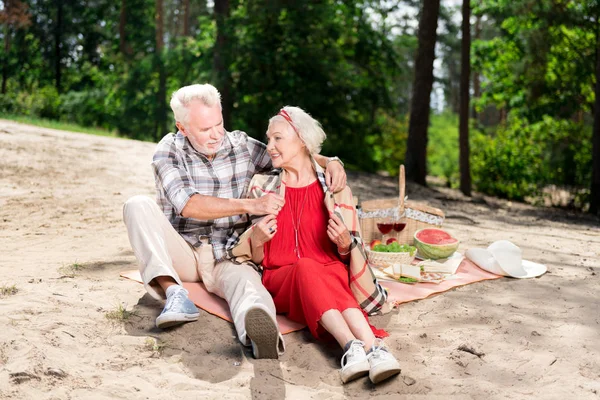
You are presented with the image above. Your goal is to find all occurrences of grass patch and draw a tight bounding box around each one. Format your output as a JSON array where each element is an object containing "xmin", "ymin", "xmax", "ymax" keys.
[
  {"xmin": 144, "ymin": 337, "xmax": 166, "ymax": 356},
  {"xmin": 0, "ymin": 114, "xmax": 118, "ymax": 138},
  {"xmin": 58, "ymin": 262, "xmax": 87, "ymax": 278},
  {"xmin": 105, "ymin": 303, "xmax": 137, "ymax": 323},
  {"xmin": 0, "ymin": 284, "xmax": 18, "ymax": 297}
]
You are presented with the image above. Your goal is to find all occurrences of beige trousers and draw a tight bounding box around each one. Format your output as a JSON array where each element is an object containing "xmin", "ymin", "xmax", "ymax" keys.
[{"xmin": 122, "ymin": 195, "xmax": 280, "ymax": 346}]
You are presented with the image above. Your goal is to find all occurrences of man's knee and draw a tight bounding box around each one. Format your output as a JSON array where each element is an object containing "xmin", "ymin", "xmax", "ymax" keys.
[{"xmin": 123, "ymin": 195, "xmax": 157, "ymax": 223}]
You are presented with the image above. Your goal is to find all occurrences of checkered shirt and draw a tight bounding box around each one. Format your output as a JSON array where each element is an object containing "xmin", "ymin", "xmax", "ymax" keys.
[{"xmin": 152, "ymin": 130, "xmax": 272, "ymax": 260}]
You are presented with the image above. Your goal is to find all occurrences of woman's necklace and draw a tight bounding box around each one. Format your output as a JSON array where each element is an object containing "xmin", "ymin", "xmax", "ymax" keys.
[{"xmin": 289, "ymin": 186, "xmax": 310, "ymax": 260}]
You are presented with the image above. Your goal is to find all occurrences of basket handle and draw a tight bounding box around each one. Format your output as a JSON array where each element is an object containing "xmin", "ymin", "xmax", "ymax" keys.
[{"xmin": 399, "ymin": 164, "xmax": 405, "ymax": 214}]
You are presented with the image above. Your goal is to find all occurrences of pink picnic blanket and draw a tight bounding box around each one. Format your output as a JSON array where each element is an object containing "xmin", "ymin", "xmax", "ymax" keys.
[
  {"xmin": 120, "ymin": 259, "xmax": 501, "ymax": 334},
  {"xmin": 381, "ymin": 258, "xmax": 502, "ymax": 306}
]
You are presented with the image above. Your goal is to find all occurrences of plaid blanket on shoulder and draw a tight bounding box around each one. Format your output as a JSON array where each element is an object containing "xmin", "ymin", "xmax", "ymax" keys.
[{"xmin": 227, "ymin": 159, "xmax": 389, "ymax": 315}]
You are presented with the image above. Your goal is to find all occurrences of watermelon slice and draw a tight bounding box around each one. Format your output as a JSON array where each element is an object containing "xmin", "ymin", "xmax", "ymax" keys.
[{"xmin": 414, "ymin": 228, "xmax": 459, "ymax": 260}]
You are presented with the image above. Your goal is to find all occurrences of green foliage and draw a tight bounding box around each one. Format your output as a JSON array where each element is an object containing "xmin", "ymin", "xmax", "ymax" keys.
[
  {"xmin": 472, "ymin": 115, "xmax": 592, "ymax": 201},
  {"xmin": 0, "ymin": 0, "xmax": 595, "ymax": 209},
  {"xmin": 228, "ymin": 1, "xmax": 403, "ymax": 170},
  {"xmin": 0, "ymin": 94, "xmax": 17, "ymax": 114},
  {"xmin": 367, "ymin": 111, "xmax": 409, "ymax": 175},
  {"xmin": 59, "ymin": 89, "xmax": 110, "ymax": 128},
  {"xmin": 428, "ymin": 113, "xmax": 459, "ymax": 187},
  {"xmin": 468, "ymin": 0, "xmax": 596, "ymax": 206},
  {"xmin": 20, "ymin": 86, "xmax": 61, "ymax": 119}
]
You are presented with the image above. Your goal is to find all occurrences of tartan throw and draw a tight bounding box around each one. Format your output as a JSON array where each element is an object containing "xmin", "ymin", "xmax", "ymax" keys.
[{"xmin": 227, "ymin": 159, "xmax": 389, "ymax": 315}]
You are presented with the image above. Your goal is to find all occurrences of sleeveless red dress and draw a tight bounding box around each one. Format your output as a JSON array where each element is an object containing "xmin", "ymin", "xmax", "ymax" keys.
[{"xmin": 261, "ymin": 180, "xmax": 386, "ymax": 340}]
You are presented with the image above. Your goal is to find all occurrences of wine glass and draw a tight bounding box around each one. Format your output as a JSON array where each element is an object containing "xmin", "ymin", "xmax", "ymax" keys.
[
  {"xmin": 392, "ymin": 216, "xmax": 407, "ymax": 241},
  {"xmin": 376, "ymin": 217, "xmax": 394, "ymax": 244}
]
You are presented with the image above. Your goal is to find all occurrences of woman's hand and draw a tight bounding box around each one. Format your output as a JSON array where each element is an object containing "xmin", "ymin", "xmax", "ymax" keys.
[
  {"xmin": 327, "ymin": 213, "xmax": 352, "ymax": 253},
  {"xmin": 251, "ymin": 214, "xmax": 278, "ymax": 247}
]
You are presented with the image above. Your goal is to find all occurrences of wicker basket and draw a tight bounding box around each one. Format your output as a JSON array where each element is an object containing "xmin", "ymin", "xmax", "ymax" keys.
[
  {"xmin": 359, "ymin": 165, "xmax": 445, "ymax": 245},
  {"xmin": 365, "ymin": 249, "xmax": 415, "ymax": 268}
]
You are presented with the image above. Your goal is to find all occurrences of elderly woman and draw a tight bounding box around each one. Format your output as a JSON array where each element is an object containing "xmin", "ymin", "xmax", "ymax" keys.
[{"xmin": 232, "ymin": 106, "xmax": 401, "ymax": 384}]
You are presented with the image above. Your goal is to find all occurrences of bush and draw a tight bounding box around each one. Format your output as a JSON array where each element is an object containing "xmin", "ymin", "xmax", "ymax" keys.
[
  {"xmin": 0, "ymin": 94, "xmax": 16, "ymax": 113},
  {"xmin": 366, "ymin": 111, "xmax": 409, "ymax": 175},
  {"xmin": 59, "ymin": 89, "xmax": 111, "ymax": 128},
  {"xmin": 13, "ymin": 86, "xmax": 61, "ymax": 119},
  {"xmin": 428, "ymin": 112, "xmax": 459, "ymax": 187},
  {"xmin": 471, "ymin": 114, "xmax": 592, "ymax": 201}
]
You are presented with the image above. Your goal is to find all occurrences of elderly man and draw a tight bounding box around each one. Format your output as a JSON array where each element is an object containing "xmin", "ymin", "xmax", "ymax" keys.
[{"xmin": 123, "ymin": 83, "xmax": 346, "ymax": 359}]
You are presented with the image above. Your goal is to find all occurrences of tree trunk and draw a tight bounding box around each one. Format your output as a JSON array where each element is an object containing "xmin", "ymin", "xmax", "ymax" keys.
[
  {"xmin": 472, "ymin": 13, "xmax": 481, "ymax": 121},
  {"xmin": 405, "ymin": 0, "xmax": 440, "ymax": 185},
  {"xmin": 590, "ymin": 17, "xmax": 600, "ymax": 215},
  {"xmin": 213, "ymin": 0, "xmax": 233, "ymax": 131},
  {"xmin": 155, "ymin": 0, "xmax": 167, "ymax": 140},
  {"xmin": 55, "ymin": 0, "xmax": 63, "ymax": 93},
  {"xmin": 459, "ymin": 0, "xmax": 471, "ymax": 196},
  {"xmin": 1, "ymin": 0, "xmax": 30, "ymax": 93},
  {"xmin": 2, "ymin": 25, "xmax": 9, "ymax": 94},
  {"xmin": 183, "ymin": 0, "xmax": 190, "ymax": 36},
  {"xmin": 119, "ymin": 0, "xmax": 127, "ymax": 55}
]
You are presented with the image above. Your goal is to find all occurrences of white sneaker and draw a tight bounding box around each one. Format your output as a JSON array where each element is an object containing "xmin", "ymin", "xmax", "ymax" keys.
[
  {"xmin": 155, "ymin": 287, "xmax": 200, "ymax": 329},
  {"xmin": 340, "ymin": 340, "xmax": 370, "ymax": 383},
  {"xmin": 367, "ymin": 338, "xmax": 401, "ymax": 384}
]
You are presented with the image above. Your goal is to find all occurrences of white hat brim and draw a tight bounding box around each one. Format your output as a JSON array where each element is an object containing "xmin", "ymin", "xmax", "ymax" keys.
[
  {"xmin": 465, "ymin": 242, "xmax": 547, "ymax": 279},
  {"xmin": 511, "ymin": 259, "xmax": 547, "ymax": 279}
]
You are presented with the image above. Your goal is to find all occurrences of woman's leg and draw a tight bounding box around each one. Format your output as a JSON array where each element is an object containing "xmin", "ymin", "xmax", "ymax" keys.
[
  {"xmin": 320, "ymin": 308, "xmax": 372, "ymax": 383},
  {"xmin": 342, "ymin": 308, "xmax": 376, "ymax": 350},
  {"xmin": 319, "ymin": 309, "xmax": 357, "ymax": 348}
]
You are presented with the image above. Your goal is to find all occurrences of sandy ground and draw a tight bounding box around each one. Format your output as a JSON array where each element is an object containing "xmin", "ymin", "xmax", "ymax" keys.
[{"xmin": 0, "ymin": 119, "xmax": 599, "ymax": 400}]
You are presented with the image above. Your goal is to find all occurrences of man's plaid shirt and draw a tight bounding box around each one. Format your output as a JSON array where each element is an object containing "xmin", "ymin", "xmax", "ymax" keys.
[{"xmin": 152, "ymin": 130, "xmax": 272, "ymax": 260}]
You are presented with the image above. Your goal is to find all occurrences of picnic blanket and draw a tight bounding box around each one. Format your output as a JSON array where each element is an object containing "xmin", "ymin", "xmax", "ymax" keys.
[{"xmin": 120, "ymin": 258, "xmax": 501, "ymax": 334}]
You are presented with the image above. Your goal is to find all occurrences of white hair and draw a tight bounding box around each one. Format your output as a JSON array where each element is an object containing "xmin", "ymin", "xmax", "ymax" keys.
[
  {"xmin": 269, "ymin": 106, "xmax": 326, "ymax": 154},
  {"xmin": 170, "ymin": 84, "xmax": 222, "ymax": 126}
]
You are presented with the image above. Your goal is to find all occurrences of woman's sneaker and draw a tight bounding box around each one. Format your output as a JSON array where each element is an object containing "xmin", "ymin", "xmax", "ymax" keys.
[
  {"xmin": 367, "ymin": 339, "xmax": 401, "ymax": 384},
  {"xmin": 156, "ymin": 286, "xmax": 200, "ymax": 329},
  {"xmin": 340, "ymin": 340, "xmax": 370, "ymax": 383}
]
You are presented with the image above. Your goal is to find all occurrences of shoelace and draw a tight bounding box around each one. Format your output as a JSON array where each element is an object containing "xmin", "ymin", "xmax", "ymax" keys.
[
  {"xmin": 367, "ymin": 338, "xmax": 389, "ymax": 360},
  {"xmin": 166, "ymin": 289, "xmax": 187, "ymax": 311},
  {"xmin": 341, "ymin": 340, "xmax": 365, "ymax": 368}
]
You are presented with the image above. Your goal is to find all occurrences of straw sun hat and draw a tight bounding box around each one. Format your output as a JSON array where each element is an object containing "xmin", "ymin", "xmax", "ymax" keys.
[{"xmin": 465, "ymin": 240, "xmax": 547, "ymax": 279}]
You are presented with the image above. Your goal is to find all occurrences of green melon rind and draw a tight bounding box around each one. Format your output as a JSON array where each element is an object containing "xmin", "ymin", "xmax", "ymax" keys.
[{"xmin": 414, "ymin": 228, "xmax": 459, "ymax": 260}]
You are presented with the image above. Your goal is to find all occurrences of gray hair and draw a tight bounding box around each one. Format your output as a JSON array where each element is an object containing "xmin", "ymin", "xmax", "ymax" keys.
[
  {"xmin": 269, "ymin": 106, "xmax": 326, "ymax": 154},
  {"xmin": 170, "ymin": 84, "xmax": 222, "ymax": 126}
]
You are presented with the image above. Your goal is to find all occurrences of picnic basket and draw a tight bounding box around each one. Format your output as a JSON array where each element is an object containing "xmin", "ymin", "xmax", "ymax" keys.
[{"xmin": 358, "ymin": 165, "xmax": 445, "ymax": 246}]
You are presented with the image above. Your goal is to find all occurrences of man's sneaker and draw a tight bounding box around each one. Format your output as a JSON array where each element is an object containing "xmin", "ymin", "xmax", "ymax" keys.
[
  {"xmin": 244, "ymin": 306, "xmax": 280, "ymax": 359},
  {"xmin": 367, "ymin": 338, "xmax": 401, "ymax": 384},
  {"xmin": 340, "ymin": 340, "xmax": 370, "ymax": 383},
  {"xmin": 155, "ymin": 287, "xmax": 200, "ymax": 329}
]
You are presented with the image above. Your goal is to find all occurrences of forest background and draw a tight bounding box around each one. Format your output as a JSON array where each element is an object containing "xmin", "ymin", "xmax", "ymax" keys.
[{"xmin": 0, "ymin": 0, "xmax": 598, "ymax": 214}]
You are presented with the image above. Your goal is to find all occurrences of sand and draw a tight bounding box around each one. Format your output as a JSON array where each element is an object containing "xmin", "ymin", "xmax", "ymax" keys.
[{"xmin": 0, "ymin": 119, "xmax": 599, "ymax": 399}]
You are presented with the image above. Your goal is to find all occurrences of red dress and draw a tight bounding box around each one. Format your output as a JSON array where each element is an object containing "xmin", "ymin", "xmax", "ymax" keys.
[{"xmin": 262, "ymin": 180, "xmax": 382, "ymax": 340}]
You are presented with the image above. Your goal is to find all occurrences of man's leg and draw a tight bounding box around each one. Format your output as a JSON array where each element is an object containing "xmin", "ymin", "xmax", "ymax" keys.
[
  {"xmin": 123, "ymin": 195, "xmax": 201, "ymax": 327},
  {"xmin": 211, "ymin": 260, "xmax": 285, "ymax": 359}
]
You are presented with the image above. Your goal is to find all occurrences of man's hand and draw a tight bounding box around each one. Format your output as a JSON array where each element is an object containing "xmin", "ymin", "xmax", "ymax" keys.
[
  {"xmin": 325, "ymin": 160, "xmax": 346, "ymax": 193},
  {"xmin": 327, "ymin": 213, "xmax": 352, "ymax": 253},
  {"xmin": 251, "ymin": 215, "xmax": 278, "ymax": 247},
  {"xmin": 249, "ymin": 194, "xmax": 285, "ymax": 216}
]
